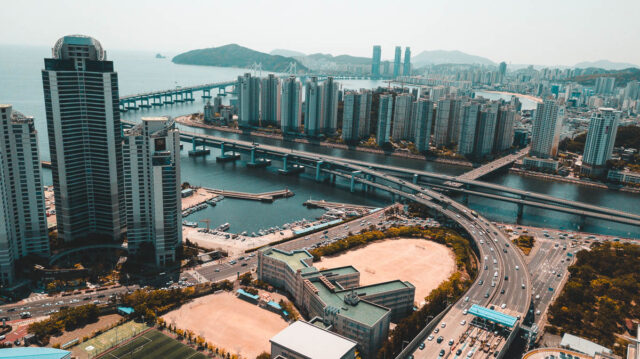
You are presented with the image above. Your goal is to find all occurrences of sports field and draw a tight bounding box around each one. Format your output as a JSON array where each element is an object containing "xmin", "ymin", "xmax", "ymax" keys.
[
  {"xmin": 99, "ymin": 329, "xmax": 206, "ymax": 359},
  {"xmin": 75, "ymin": 321, "xmax": 148, "ymax": 359}
]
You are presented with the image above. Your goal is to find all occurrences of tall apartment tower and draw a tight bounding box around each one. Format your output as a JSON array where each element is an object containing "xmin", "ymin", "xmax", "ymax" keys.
[
  {"xmin": 493, "ymin": 106, "xmax": 516, "ymax": 153},
  {"xmin": 260, "ymin": 74, "xmax": 281, "ymax": 127},
  {"xmin": 42, "ymin": 35, "xmax": 125, "ymax": 243},
  {"xmin": 304, "ymin": 77, "xmax": 322, "ymax": 136},
  {"xmin": 0, "ymin": 105, "xmax": 50, "ymax": 285},
  {"xmin": 238, "ymin": 73, "xmax": 261, "ymax": 127},
  {"xmin": 446, "ymin": 99, "xmax": 462, "ymax": 145},
  {"xmin": 529, "ymin": 99, "xmax": 562, "ymax": 159},
  {"xmin": 376, "ymin": 95, "xmax": 394, "ymax": 145},
  {"xmin": 413, "ymin": 99, "xmax": 435, "ymax": 153},
  {"xmin": 582, "ymin": 108, "xmax": 620, "ymax": 175},
  {"xmin": 474, "ymin": 103, "xmax": 499, "ymax": 158},
  {"xmin": 594, "ymin": 77, "xmax": 616, "ymax": 95},
  {"xmin": 391, "ymin": 93, "xmax": 413, "ymax": 141},
  {"xmin": 123, "ymin": 117, "xmax": 181, "ymax": 266},
  {"xmin": 342, "ymin": 91, "xmax": 362, "ymax": 142},
  {"xmin": 433, "ymin": 98, "xmax": 461, "ymax": 148},
  {"xmin": 321, "ymin": 77, "xmax": 340, "ymax": 134},
  {"xmin": 281, "ymin": 76, "xmax": 302, "ymax": 133},
  {"xmin": 393, "ymin": 46, "xmax": 402, "ymax": 78},
  {"xmin": 357, "ymin": 89, "xmax": 373, "ymax": 138},
  {"xmin": 371, "ymin": 45, "xmax": 382, "ymax": 78},
  {"xmin": 457, "ymin": 102, "xmax": 480, "ymax": 156},
  {"xmin": 498, "ymin": 62, "xmax": 507, "ymax": 83},
  {"xmin": 403, "ymin": 47, "xmax": 411, "ymax": 76}
]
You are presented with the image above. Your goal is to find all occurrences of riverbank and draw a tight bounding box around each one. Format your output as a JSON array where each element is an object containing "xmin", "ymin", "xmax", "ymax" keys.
[
  {"xmin": 175, "ymin": 115, "xmax": 474, "ymax": 168},
  {"xmin": 509, "ymin": 168, "xmax": 640, "ymax": 194},
  {"xmin": 477, "ymin": 90, "xmax": 543, "ymax": 104}
]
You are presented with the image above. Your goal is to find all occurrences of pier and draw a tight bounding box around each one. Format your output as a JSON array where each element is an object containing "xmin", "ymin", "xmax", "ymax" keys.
[{"xmin": 203, "ymin": 188, "xmax": 294, "ymax": 203}]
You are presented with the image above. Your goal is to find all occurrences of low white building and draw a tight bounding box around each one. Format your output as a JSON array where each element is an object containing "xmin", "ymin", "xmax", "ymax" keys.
[{"xmin": 270, "ymin": 320, "xmax": 357, "ymax": 359}]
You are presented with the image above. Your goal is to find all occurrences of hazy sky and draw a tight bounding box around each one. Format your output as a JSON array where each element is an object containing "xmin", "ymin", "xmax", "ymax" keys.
[{"xmin": 2, "ymin": 0, "xmax": 639, "ymax": 66}]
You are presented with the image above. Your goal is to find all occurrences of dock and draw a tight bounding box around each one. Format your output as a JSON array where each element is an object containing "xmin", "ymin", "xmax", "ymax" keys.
[
  {"xmin": 303, "ymin": 200, "xmax": 376, "ymax": 211},
  {"xmin": 203, "ymin": 188, "xmax": 294, "ymax": 203}
]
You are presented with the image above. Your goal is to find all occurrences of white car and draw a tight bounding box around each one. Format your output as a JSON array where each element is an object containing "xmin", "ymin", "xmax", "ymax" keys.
[
  {"xmin": 427, "ymin": 335, "xmax": 434, "ymax": 341},
  {"xmin": 440, "ymin": 322, "xmax": 446, "ymax": 328},
  {"xmin": 460, "ymin": 320, "xmax": 466, "ymax": 325}
]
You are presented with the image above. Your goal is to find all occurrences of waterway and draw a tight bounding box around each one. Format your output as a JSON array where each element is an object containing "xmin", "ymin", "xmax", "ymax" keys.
[{"xmin": 1, "ymin": 45, "xmax": 638, "ymax": 238}]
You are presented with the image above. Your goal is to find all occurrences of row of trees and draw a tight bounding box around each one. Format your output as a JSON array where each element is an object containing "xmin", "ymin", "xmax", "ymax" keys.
[
  {"xmin": 28, "ymin": 304, "xmax": 100, "ymax": 342},
  {"xmin": 547, "ymin": 242, "xmax": 640, "ymax": 355},
  {"xmin": 157, "ymin": 318, "xmax": 244, "ymax": 359},
  {"xmin": 513, "ymin": 235, "xmax": 535, "ymax": 255}
]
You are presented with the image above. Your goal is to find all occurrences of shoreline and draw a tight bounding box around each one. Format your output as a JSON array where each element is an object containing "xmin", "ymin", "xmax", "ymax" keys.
[
  {"xmin": 477, "ymin": 90, "xmax": 543, "ymax": 103},
  {"xmin": 509, "ymin": 168, "xmax": 640, "ymax": 194},
  {"xmin": 174, "ymin": 115, "xmax": 474, "ymax": 168}
]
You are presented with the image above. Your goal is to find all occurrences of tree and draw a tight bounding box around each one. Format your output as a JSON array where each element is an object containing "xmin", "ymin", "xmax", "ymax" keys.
[{"xmin": 256, "ymin": 352, "xmax": 271, "ymax": 359}]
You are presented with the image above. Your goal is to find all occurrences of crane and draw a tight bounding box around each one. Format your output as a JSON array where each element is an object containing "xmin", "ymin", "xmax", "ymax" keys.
[{"xmin": 199, "ymin": 219, "xmax": 211, "ymax": 232}]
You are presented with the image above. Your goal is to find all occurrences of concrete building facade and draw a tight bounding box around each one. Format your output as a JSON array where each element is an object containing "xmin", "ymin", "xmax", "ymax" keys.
[
  {"xmin": 376, "ymin": 94, "xmax": 393, "ymax": 145},
  {"xmin": 260, "ymin": 74, "xmax": 282, "ymax": 127},
  {"xmin": 528, "ymin": 99, "xmax": 563, "ymax": 165},
  {"xmin": 413, "ymin": 98, "xmax": 435, "ymax": 153},
  {"xmin": 391, "ymin": 93, "xmax": 413, "ymax": 141},
  {"xmin": 238, "ymin": 73, "xmax": 261, "ymax": 127},
  {"xmin": 457, "ymin": 102, "xmax": 480, "ymax": 156},
  {"xmin": 282, "ymin": 76, "xmax": 302, "ymax": 133}
]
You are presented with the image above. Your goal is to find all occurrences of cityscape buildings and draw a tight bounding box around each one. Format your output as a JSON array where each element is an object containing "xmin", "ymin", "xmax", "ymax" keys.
[
  {"xmin": 0, "ymin": 105, "xmax": 50, "ymax": 285},
  {"xmin": 281, "ymin": 75, "xmax": 302, "ymax": 133},
  {"xmin": 260, "ymin": 74, "xmax": 281, "ymax": 127},
  {"xmin": 412, "ymin": 98, "xmax": 435, "ymax": 153},
  {"xmin": 341, "ymin": 90, "xmax": 371, "ymax": 142},
  {"xmin": 376, "ymin": 94, "xmax": 393, "ymax": 145},
  {"xmin": 594, "ymin": 77, "xmax": 615, "ymax": 95},
  {"xmin": 391, "ymin": 93, "xmax": 413, "ymax": 141},
  {"xmin": 42, "ymin": 35, "xmax": 126, "ymax": 243},
  {"xmin": 237, "ymin": 72, "xmax": 261, "ymax": 127},
  {"xmin": 581, "ymin": 108, "xmax": 621, "ymax": 176},
  {"xmin": 123, "ymin": 117, "xmax": 181, "ymax": 266},
  {"xmin": 403, "ymin": 47, "xmax": 411, "ymax": 76},
  {"xmin": 371, "ymin": 45, "xmax": 381, "ymax": 78},
  {"xmin": 393, "ymin": 46, "xmax": 401, "ymax": 78}
]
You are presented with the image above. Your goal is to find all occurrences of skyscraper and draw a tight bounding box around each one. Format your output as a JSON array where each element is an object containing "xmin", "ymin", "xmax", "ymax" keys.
[
  {"xmin": 304, "ymin": 77, "xmax": 322, "ymax": 136},
  {"xmin": 321, "ymin": 77, "xmax": 339, "ymax": 134},
  {"xmin": 493, "ymin": 106, "xmax": 516, "ymax": 153},
  {"xmin": 42, "ymin": 35, "xmax": 125, "ymax": 243},
  {"xmin": 342, "ymin": 91, "xmax": 362, "ymax": 142},
  {"xmin": 357, "ymin": 90, "xmax": 372, "ymax": 138},
  {"xmin": 413, "ymin": 99, "xmax": 435, "ymax": 153},
  {"xmin": 457, "ymin": 102, "xmax": 480, "ymax": 156},
  {"xmin": 371, "ymin": 45, "xmax": 381, "ymax": 78},
  {"xmin": 434, "ymin": 98, "xmax": 457, "ymax": 148},
  {"xmin": 474, "ymin": 103, "xmax": 498, "ymax": 158},
  {"xmin": 582, "ymin": 108, "xmax": 620, "ymax": 176},
  {"xmin": 446, "ymin": 99, "xmax": 462, "ymax": 145},
  {"xmin": 498, "ymin": 62, "xmax": 507, "ymax": 83},
  {"xmin": 393, "ymin": 46, "xmax": 402, "ymax": 78},
  {"xmin": 529, "ymin": 99, "xmax": 562, "ymax": 159},
  {"xmin": 0, "ymin": 105, "xmax": 50, "ymax": 285},
  {"xmin": 392, "ymin": 93, "xmax": 413, "ymax": 141},
  {"xmin": 376, "ymin": 95, "xmax": 393, "ymax": 145},
  {"xmin": 594, "ymin": 77, "xmax": 616, "ymax": 95},
  {"xmin": 403, "ymin": 47, "xmax": 411, "ymax": 76},
  {"xmin": 260, "ymin": 74, "xmax": 281, "ymax": 127},
  {"xmin": 281, "ymin": 76, "xmax": 302, "ymax": 133},
  {"xmin": 123, "ymin": 117, "xmax": 181, "ymax": 266},
  {"xmin": 238, "ymin": 73, "xmax": 261, "ymax": 127}
]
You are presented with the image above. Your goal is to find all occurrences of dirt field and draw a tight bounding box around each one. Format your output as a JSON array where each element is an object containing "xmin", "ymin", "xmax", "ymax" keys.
[
  {"xmin": 50, "ymin": 314, "xmax": 122, "ymax": 347},
  {"xmin": 317, "ymin": 238, "xmax": 455, "ymax": 305},
  {"xmin": 162, "ymin": 292, "xmax": 288, "ymax": 358}
]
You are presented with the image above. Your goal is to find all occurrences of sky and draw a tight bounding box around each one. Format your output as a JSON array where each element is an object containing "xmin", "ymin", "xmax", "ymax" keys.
[{"xmin": 1, "ymin": 0, "xmax": 639, "ymax": 67}]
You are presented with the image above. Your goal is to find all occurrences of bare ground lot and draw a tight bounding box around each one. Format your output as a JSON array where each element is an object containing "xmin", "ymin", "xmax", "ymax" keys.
[
  {"xmin": 50, "ymin": 314, "xmax": 123, "ymax": 347},
  {"xmin": 162, "ymin": 292, "xmax": 288, "ymax": 358},
  {"xmin": 317, "ymin": 238, "xmax": 456, "ymax": 305}
]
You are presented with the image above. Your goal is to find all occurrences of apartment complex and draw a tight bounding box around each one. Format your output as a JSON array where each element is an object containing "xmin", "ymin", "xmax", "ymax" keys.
[{"xmin": 581, "ymin": 108, "xmax": 620, "ymax": 176}]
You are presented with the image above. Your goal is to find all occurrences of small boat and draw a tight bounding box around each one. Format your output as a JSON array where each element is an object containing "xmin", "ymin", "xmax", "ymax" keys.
[{"xmin": 217, "ymin": 222, "xmax": 230, "ymax": 232}]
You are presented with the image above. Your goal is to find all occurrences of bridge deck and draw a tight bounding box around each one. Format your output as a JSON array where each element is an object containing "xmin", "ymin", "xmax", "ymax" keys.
[{"xmin": 448, "ymin": 147, "xmax": 529, "ymax": 187}]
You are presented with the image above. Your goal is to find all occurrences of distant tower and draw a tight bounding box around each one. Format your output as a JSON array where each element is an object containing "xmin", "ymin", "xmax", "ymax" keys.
[
  {"xmin": 304, "ymin": 77, "xmax": 322, "ymax": 136},
  {"xmin": 393, "ymin": 46, "xmax": 402, "ymax": 78},
  {"xmin": 498, "ymin": 62, "xmax": 507, "ymax": 83},
  {"xmin": 403, "ymin": 47, "xmax": 411, "ymax": 76},
  {"xmin": 529, "ymin": 99, "xmax": 562, "ymax": 159},
  {"xmin": 260, "ymin": 74, "xmax": 281, "ymax": 127},
  {"xmin": 41, "ymin": 35, "xmax": 125, "ymax": 242},
  {"xmin": 371, "ymin": 45, "xmax": 381, "ymax": 78}
]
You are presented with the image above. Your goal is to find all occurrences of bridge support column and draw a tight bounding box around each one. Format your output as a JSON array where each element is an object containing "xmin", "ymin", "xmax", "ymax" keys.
[
  {"xmin": 517, "ymin": 203, "xmax": 524, "ymax": 219},
  {"xmin": 164, "ymin": 94, "xmax": 173, "ymax": 104},
  {"xmin": 350, "ymin": 175, "xmax": 356, "ymax": 193},
  {"xmin": 278, "ymin": 154, "xmax": 305, "ymax": 175},
  {"xmin": 413, "ymin": 174, "xmax": 419, "ymax": 184},
  {"xmin": 202, "ymin": 89, "xmax": 212, "ymax": 99},
  {"xmin": 186, "ymin": 90, "xmax": 195, "ymax": 102},
  {"xmin": 315, "ymin": 161, "xmax": 323, "ymax": 181},
  {"xmin": 189, "ymin": 137, "xmax": 211, "ymax": 157}
]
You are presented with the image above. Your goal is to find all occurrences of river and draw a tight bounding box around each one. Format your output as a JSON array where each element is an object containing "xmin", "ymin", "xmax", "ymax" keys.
[{"xmin": 0, "ymin": 44, "xmax": 637, "ymax": 238}]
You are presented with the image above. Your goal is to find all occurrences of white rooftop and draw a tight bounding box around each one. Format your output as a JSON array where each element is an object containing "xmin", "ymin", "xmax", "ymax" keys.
[
  {"xmin": 270, "ymin": 321, "xmax": 357, "ymax": 359},
  {"xmin": 560, "ymin": 333, "xmax": 612, "ymax": 356}
]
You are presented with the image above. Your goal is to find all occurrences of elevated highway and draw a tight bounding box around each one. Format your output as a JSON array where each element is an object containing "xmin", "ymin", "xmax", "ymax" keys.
[{"xmin": 448, "ymin": 147, "xmax": 530, "ymax": 185}]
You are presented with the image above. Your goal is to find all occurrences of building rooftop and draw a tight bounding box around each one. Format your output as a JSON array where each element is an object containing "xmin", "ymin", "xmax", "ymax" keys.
[
  {"xmin": 270, "ymin": 321, "xmax": 357, "ymax": 359},
  {"xmin": 348, "ymin": 280, "xmax": 414, "ymax": 297},
  {"xmin": 312, "ymin": 280, "xmax": 389, "ymax": 327},
  {"xmin": 319, "ymin": 266, "xmax": 359, "ymax": 277},
  {"xmin": 0, "ymin": 347, "xmax": 71, "ymax": 359},
  {"xmin": 560, "ymin": 333, "xmax": 613, "ymax": 356},
  {"xmin": 263, "ymin": 248, "xmax": 312, "ymax": 272}
]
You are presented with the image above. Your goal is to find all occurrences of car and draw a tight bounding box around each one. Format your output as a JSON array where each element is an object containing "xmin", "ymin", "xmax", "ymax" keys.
[
  {"xmin": 448, "ymin": 339, "xmax": 454, "ymax": 346},
  {"xmin": 478, "ymin": 280, "xmax": 483, "ymax": 286},
  {"xmin": 7, "ymin": 308, "xmax": 15, "ymax": 312},
  {"xmin": 427, "ymin": 335, "xmax": 434, "ymax": 341},
  {"xmin": 241, "ymin": 262, "xmax": 247, "ymax": 266},
  {"xmin": 485, "ymin": 291, "xmax": 490, "ymax": 298},
  {"xmin": 515, "ymin": 265, "xmax": 519, "ymax": 270},
  {"xmin": 462, "ymin": 309, "xmax": 468, "ymax": 315},
  {"xmin": 439, "ymin": 349, "xmax": 446, "ymax": 357},
  {"xmin": 0, "ymin": 335, "xmax": 4, "ymax": 340},
  {"xmin": 434, "ymin": 327, "xmax": 439, "ymax": 333},
  {"xmin": 460, "ymin": 320, "xmax": 466, "ymax": 325},
  {"xmin": 456, "ymin": 349, "xmax": 463, "ymax": 355},
  {"xmin": 501, "ymin": 303, "xmax": 506, "ymax": 309},
  {"xmin": 522, "ymin": 284, "xmax": 526, "ymax": 289},
  {"xmin": 229, "ymin": 260, "xmax": 237, "ymax": 265},
  {"xmin": 500, "ymin": 289, "xmax": 505, "ymax": 294},
  {"xmin": 536, "ymin": 310, "xmax": 541, "ymax": 315},
  {"xmin": 214, "ymin": 268, "xmax": 220, "ymax": 272},
  {"xmin": 484, "ymin": 265, "xmax": 488, "ymax": 270},
  {"xmin": 504, "ymin": 275, "xmax": 509, "ymax": 280},
  {"xmin": 419, "ymin": 343, "xmax": 425, "ymax": 350},
  {"xmin": 464, "ymin": 296, "xmax": 470, "ymax": 302},
  {"xmin": 503, "ymin": 248, "xmax": 508, "ymax": 253},
  {"xmin": 13, "ymin": 339, "xmax": 20, "ymax": 346},
  {"xmin": 441, "ymin": 322, "xmax": 446, "ymax": 328},
  {"xmin": 436, "ymin": 336, "xmax": 444, "ymax": 343}
]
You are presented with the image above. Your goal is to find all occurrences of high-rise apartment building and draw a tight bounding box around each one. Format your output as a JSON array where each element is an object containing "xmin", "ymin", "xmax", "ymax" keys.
[
  {"xmin": 281, "ymin": 76, "xmax": 302, "ymax": 133},
  {"xmin": 582, "ymin": 108, "xmax": 620, "ymax": 176},
  {"xmin": 393, "ymin": 46, "xmax": 402, "ymax": 78},
  {"xmin": 413, "ymin": 99, "xmax": 434, "ymax": 153},
  {"xmin": 42, "ymin": 35, "xmax": 125, "ymax": 242},
  {"xmin": 376, "ymin": 95, "xmax": 393, "ymax": 145},
  {"xmin": 434, "ymin": 98, "xmax": 462, "ymax": 148},
  {"xmin": 529, "ymin": 99, "xmax": 562, "ymax": 159},
  {"xmin": 594, "ymin": 77, "xmax": 616, "ymax": 95},
  {"xmin": 321, "ymin": 77, "xmax": 339, "ymax": 134},
  {"xmin": 493, "ymin": 106, "xmax": 516, "ymax": 153},
  {"xmin": 371, "ymin": 45, "xmax": 381, "ymax": 78},
  {"xmin": 0, "ymin": 105, "xmax": 50, "ymax": 285},
  {"xmin": 474, "ymin": 104, "xmax": 498, "ymax": 158},
  {"xmin": 123, "ymin": 117, "xmax": 181, "ymax": 266},
  {"xmin": 342, "ymin": 91, "xmax": 362, "ymax": 142},
  {"xmin": 391, "ymin": 94, "xmax": 413, "ymax": 141},
  {"xmin": 457, "ymin": 102, "xmax": 480, "ymax": 156},
  {"xmin": 446, "ymin": 99, "xmax": 462, "ymax": 145},
  {"xmin": 238, "ymin": 73, "xmax": 261, "ymax": 127},
  {"xmin": 260, "ymin": 74, "xmax": 281, "ymax": 127},
  {"xmin": 304, "ymin": 77, "xmax": 322, "ymax": 136},
  {"xmin": 498, "ymin": 62, "xmax": 507, "ymax": 83},
  {"xmin": 403, "ymin": 47, "xmax": 411, "ymax": 76},
  {"xmin": 357, "ymin": 90, "xmax": 372, "ymax": 138}
]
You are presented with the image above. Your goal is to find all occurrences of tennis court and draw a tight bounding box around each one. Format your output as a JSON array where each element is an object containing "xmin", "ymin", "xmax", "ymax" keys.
[
  {"xmin": 77, "ymin": 321, "xmax": 148, "ymax": 359},
  {"xmin": 100, "ymin": 329, "xmax": 207, "ymax": 359}
]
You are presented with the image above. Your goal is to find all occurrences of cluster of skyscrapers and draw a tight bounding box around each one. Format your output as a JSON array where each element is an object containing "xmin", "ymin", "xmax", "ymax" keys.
[
  {"xmin": 237, "ymin": 73, "xmax": 339, "ymax": 137},
  {"xmin": 371, "ymin": 45, "xmax": 411, "ymax": 79},
  {"xmin": 0, "ymin": 35, "xmax": 182, "ymax": 285}
]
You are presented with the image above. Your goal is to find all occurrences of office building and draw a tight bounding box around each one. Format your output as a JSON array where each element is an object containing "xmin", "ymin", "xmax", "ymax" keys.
[
  {"xmin": 376, "ymin": 94, "xmax": 393, "ymax": 145},
  {"xmin": 282, "ymin": 76, "xmax": 302, "ymax": 133},
  {"xmin": 321, "ymin": 77, "xmax": 340, "ymax": 134},
  {"xmin": 238, "ymin": 73, "xmax": 261, "ymax": 127},
  {"xmin": 123, "ymin": 117, "xmax": 181, "ymax": 266},
  {"xmin": 493, "ymin": 106, "xmax": 516, "ymax": 153},
  {"xmin": 371, "ymin": 45, "xmax": 381, "ymax": 78},
  {"xmin": 260, "ymin": 74, "xmax": 281, "ymax": 127},
  {"xmin": 42, "ymin": 35, "xmax": 125, "ymax": 243},
  {"xmin": 413, "ymin": 99, "xmax": 435, "ymax": 153},
  {"xmin": 258, "ymin": 247, "xmax": 415, "ymax": 358},
  {"xmin": 270, "ymin": 321, "xmax": 357, "ymax": 359},
  {"xmin": 391, "ymin": 93, "xmax": 413, "ymax": 141},
  {"xmin": 0, "ymin": 105, "xmax": 50, "ymax": 285},
  {"xmin": 474, "ymin": 104, "xmax": 498, "ymax": 158},
  {"xmin": 529, "ymin": 99, "xmax": 562, "ymax": 160},
  {"xmin": 457, "ymin": 102, "xmax": 480, "ymax": 156},
  {"xmin": 304, "ymin": 77, "xmax": 322, "ymax": 136},
  {"xmin": 594, "ymin": 77, "xmax": 615, "ymax": 95},
  {"xmin": 581, "ymin": 108, "xmax": 620, "ymax": 176},
  {"xmin": 403, "ymin": 47, "xmax": 411, "ymax": 76},
  {"xmin": 393, "ymin": 46, "xmax": 402, "ymax": 78}
]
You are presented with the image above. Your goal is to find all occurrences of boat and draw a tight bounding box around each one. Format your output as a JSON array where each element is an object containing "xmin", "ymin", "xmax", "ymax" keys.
[
  {"xmin": 240, "ymin": 231, "xmax": 248, "ymax": 236},
  {"xmin": 182, "ymin": 221, "xmax": 198, "ymax": 227},
  {"xmin": 155, "ymin": 53, "xmax": 166, "ymax": 59},
  {"xmin": 217, "ymin": 222, "xmax": 230, "ymax": 232},
  {"xmin": 206, "ymin": 199, "xmax": 217, "ymax": 206}
]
